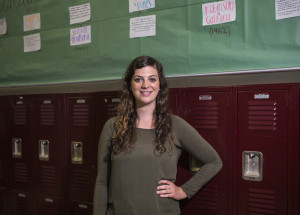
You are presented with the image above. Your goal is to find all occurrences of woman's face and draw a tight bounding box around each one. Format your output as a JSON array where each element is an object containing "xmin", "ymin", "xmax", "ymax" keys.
[{"xmin": 131, "ymin": 66, "xmax": 160, "ymax": 108}]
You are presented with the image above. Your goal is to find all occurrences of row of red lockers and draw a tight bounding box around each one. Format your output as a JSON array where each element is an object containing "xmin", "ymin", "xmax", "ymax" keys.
[{"xmin": 0, "ymin": 83, "xmax": 299, "ymax": 215}]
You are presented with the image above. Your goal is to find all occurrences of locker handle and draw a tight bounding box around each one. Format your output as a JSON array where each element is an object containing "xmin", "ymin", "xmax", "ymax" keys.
[
  {"xmin": 242, "ymin": 151, "xmax": 263, "ymax": 181},
  {"xmin": 39, "ymin": 140, "xmax": 50, "ymax": 161},
  {"xmin": 12, "ymin": 138, "xmax": 22, "ymax": 158},
  {"xmin": 71, "ymin": 141, "xmax": 83, "ymax": 164}
]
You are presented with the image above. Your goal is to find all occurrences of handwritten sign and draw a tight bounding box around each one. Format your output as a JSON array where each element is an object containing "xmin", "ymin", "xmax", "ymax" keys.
[
  {"xmin": 130, "ymin": 15, "xmax": 156, "ymax": 38},
  {"xmin": 70, "ymin": 25, "xmax": 91, "ymax": 46},
  {"xmin": 69, "ymin": 3, "xmax": 91, "ymax": 25},
  {"xmin": 129, "ymin": 0, "xmax": 155, "ymax": 13},
  {"xmin": 24, "ymin": 33, "xmax": 41, "ymax": 52},
  {"xmin": 0, "ymin": 18, "xmax": 7, "ymax": 35},
  {"xmin": 202, "ymin": 0, "xmax": 236, "ymax": 26},
  {"xmin": 275, "ymin": 0, "xmax": 300, "ymax": 20},
  {"xmin": 23, "ymin": 13, "xmax": 40, "ymax": 31}
]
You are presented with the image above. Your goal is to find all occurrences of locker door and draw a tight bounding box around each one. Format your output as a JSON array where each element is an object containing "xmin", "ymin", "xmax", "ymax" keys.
[
  {"xmin": 11, "ymin": 190, "xmax": 35, "ymax": 215},
  {"xmin": 294, "ymin": 84, "xmax": 300, "ymax": 215},
  {"xmin": 33, "ymin": 95, "xmax": 66, "ymax": 197},
  {"xmin": 236, "ymin": 89, "xmax": 289, "ymax": 215},
  {"xmin": 180, "ymin": 88, "xmax": 229, "ymax": 215},
  {"xmin": 168, "ymin": 88, "xmax": 181, "ymax": 116},
  {"xmin": 0, "ymin": 188, "xmax": 9, "ymax": 215},
  {"xmin": 9, "ymin": 96, "xmax": 35, "ymax": 191},
  {"xmin": 37, "ymin": 195, "xmax": 63, "ymax": 215},
  {"xmin": 99, "ymin": 91, "xmax": 120, "ymax": 130},
  {"xmin": 67, "ymin": 94, "xmax": 99, "ymax": 202},
  {"xmin": 0, "ymin": 97, "xmax": 9, "ymax": 188}
]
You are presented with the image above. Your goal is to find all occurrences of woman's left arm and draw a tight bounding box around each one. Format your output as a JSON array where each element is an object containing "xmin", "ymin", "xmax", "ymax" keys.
[{"xmin": 157, "ymin": 116, "xmax": 222, "ymax": 200}]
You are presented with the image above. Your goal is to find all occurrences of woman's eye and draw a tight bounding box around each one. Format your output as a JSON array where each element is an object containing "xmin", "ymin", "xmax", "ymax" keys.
[
  {"xmin": 149, "ymin": 78, "xmax": 156, "ymax": 82},
  {"xmin": 134, "ymin": 78, "xmax": 142, "ymax": 82}
]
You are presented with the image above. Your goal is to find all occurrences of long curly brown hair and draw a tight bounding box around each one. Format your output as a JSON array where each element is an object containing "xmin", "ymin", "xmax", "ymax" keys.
[{"xmin": 112, "ymin": 56, "xmax": 174, "ymax": 154}]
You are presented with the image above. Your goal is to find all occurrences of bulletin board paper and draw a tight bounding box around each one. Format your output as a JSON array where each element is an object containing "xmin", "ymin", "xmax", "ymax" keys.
[
  {"xmin": 130, "ymin": 15, "xmax": 156, "ymax": 38},
  {"xmin": 69, "ymin": 3, "xmax": 91, "ymax": 25},
  {"xmin": 202, "ymin": 0, "xmax": 236, "ymax": 26},
  {"xmin": 0, "ymin": 18, "xmax": 7, "ymax": 35},
  {"xmin": 23, "ymin": 13, "xmax": 41, "ymax": 32}
]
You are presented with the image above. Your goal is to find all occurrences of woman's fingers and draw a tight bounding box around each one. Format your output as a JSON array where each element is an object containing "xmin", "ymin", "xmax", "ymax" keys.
[{"xmin": 156, "ymin": 180, "xmax": 187, "ymax": 200}]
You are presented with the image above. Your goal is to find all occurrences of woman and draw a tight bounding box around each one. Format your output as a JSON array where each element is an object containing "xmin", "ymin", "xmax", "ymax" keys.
[{"xmin": 93, "ymin": 56, "xmax": 222, "ymax": 215}]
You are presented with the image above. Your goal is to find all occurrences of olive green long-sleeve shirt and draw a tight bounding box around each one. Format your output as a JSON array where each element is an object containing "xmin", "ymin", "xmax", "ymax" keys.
[{"xmin": 93, "ymin": 115, "xmax": 222, "ymax": 215}]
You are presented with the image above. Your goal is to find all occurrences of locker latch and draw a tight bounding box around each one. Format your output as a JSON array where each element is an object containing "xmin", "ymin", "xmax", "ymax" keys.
[
  {"xmin": 242, "ymin": 151, "xmax": 263, "ymax": 181},
  {"xmin": 39, "ymin": 140, "xmax": 50, "ymax": 161},
  {"xmin": 12, "ymin": 138, "xmax": 22, "ymax": 158},
  {"xmin": 71, "ymin": 141, "xmax": 83, "ymax": 164}
]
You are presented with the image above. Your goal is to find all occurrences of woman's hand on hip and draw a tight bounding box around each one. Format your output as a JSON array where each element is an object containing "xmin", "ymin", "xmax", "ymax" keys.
[{"xmin": 156, "ymin": 180, "xmax": 187, "ymax": 200}]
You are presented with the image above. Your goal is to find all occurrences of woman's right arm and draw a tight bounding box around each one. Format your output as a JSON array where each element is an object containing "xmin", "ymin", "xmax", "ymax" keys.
[{"xmin": 93, "ymin": 119, "xmax": 113, "ymax": 215}]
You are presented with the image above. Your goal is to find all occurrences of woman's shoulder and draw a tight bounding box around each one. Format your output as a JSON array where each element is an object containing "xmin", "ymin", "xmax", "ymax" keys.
[
  {"xmin": 102, "ymin": 116, "xmax": 117, "ymax": 130},
  {"xmin": 170, "ymin": 114, "xmax": 194, "ymax": 132},
  {"xmin": 170, "ymin": 114, "xmax": 187, "ymax": 125}
]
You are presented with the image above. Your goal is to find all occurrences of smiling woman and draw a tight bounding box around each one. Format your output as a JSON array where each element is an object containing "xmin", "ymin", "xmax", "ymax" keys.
[{"xmin": 93, "ymin": 56, "xmax": 223, "ymax": 215}]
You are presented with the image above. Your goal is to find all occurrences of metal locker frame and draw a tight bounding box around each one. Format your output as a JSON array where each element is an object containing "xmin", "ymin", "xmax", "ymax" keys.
[{"xmin": 292, "ymin": 84, "xmax": 300, "ymax": 215}]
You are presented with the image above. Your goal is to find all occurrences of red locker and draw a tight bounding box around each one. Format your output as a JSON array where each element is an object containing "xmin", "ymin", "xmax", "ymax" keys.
[
  {"xmin": 11, "ymin": 190, "xmax": 35, "ymax": 215},
  {"xmin": 293, "ymin": 84, "xmax": 300, "ymax": 215},
  {"xmin": 0, "ymin": 97, "xmax": 9, "ymax": 189},
  {"xmin": 32, "ymin": 95, "xmax": 67, "ymax": 197},
  {"xmin": 0, "ymin": 188, "xmax": 9, "ymax": 215},
  {"xmin": 169, "ymin": 88, "xmax": 181, "ymax": 116},
  {"xmin": 234, "ymin": 85, "xmax": 293, "ymax": 215},
  {"xmin": 8, "ymin": 96, "xmax": 35, "ymax": 192},
  {"xmin": 99, "ymin": 91, "xmax": 121, "ymax": 130},
  {"xmin": 37, "ymin": 194, "xmax": 64, "ymax": 215},
  {"xmin": 67, "ymin": 93, "xmax": 99, "ymax": 203},
  {"xmin": 179, "ymin": 87, "xmax": 231, "ymax": 215}
]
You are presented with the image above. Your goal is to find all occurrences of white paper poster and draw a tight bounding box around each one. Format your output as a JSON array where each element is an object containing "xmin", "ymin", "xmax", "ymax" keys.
[
  {"xmin": 69, "ymin": 3, "xmax": 91, "ymax": 25},
  {"xmin": 202, "ymin": 0, "xmax": 236, "ymax": 26},
  {"xmin": 24, "ymin": 33, "xmax": 41, "ymax": 52},
  {"xmin": 129, "ymin": 0, "xmax": 155, "ymax": 13},
  {"xmin": 23, "ymin": 13, "xmax": 41, "ymax": 31},
  {"xmin": 275, "ymin": 0, "xmax": 300, "ymax": 20},
  {"xmin": 130, "ymin": 15, "xmax": 156, "ymax": 38},
  {"xmin": 70, "ymin": 25, "xmax": 91, "ymax": 46},
  {"xmin": 0, "ymin": 18, "xmax": 7, "ymax": 35}
]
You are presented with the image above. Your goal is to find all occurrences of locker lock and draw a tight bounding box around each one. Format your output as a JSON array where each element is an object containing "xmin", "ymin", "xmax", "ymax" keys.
[
  {"xmin": 71, "ymin": 141, "xmax": 83, "ymax": 164},
  {"xmin": 242, "ymin": 151, "xmax": 263, "ymax": 181},
  {"xmin": 39, "ymin": 140, "xmax": 49, "ymax": 161},
  {"xmin": 12, "ymin": 138, "xmax": 22, "ymax": 158}
]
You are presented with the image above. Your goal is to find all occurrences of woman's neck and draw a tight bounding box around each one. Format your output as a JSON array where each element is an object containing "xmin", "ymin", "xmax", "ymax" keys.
[{"xmin": 135, "ymin": 103, "xmax": 156, "ymax": 129}]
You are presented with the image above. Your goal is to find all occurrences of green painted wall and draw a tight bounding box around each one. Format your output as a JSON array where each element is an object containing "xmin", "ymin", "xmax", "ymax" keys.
[{"xmin": 0, "ymin": 0, "xmax": 299, "ymax": 87}]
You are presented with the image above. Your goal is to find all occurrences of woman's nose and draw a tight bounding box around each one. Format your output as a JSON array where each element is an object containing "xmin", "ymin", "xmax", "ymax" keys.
[{"xmin": 142, "ymin": 80, "xmax": 149, "ymax": 88}]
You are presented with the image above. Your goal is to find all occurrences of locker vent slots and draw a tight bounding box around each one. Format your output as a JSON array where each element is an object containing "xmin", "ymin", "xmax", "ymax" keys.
[
  {"xmin": 248, "ymin": 101, "xmax": 277, "ymax": 131},
  {"xmin": 14, "ymin": 162, "xmax": 28, "ymax": 183},
  {"xmin": 40, "ymin": 104, "xmax": 55, "ymax": 126},
  {"xmin": 74, "ymin": 169, "xmax": 91, "ymax": 191},
  {"xmin": 13, "ymin": 105, "xmax": 26, "ymax": 125},
  {"xmin": 192, "ymin": 101, "xmax": 218, "ymax": 129},
  {"xmin": 248, "ymin": 188, "xmax": 275, "ymax": 214},
  {"xmin": 73, "ymin": 104, "xmax": 90, "ymax": 127},
  {"xmin": 194, "ymin": 184, "xmax": 218, "ymax": 211}
]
